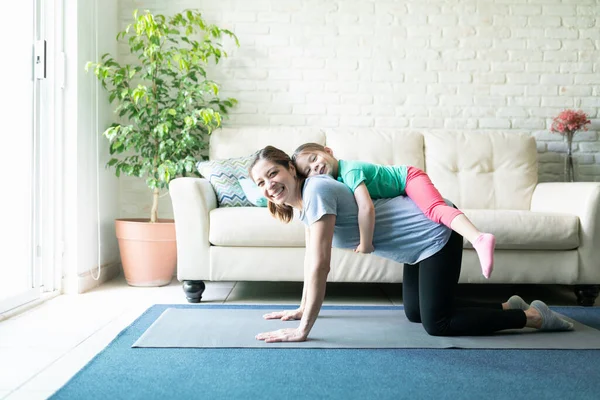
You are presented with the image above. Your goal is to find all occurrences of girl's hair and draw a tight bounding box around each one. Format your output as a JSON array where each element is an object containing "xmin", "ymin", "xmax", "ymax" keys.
[{"xmin": 249, "ymin": 145, "xmax": 302, "ymax": 224}]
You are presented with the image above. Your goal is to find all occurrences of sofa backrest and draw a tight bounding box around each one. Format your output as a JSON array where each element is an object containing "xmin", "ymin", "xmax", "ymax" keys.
[
  {"xmin": 209, "ymin": 127, "xmax": 538, "ymax": 210},
  {"xmin": 210, "ymin": 127, "xmax": 326, "ymax": 159},
  {"xmin": 324, "ymin": 129, "xmax": 425, "ymax": 170},
  {"xmin": 321, "ymin": 129, "xmax": 537, "ymax": 210},
  {"xmin": 423, "ymin": 131, "xmax": 538, "ymax": 210}
]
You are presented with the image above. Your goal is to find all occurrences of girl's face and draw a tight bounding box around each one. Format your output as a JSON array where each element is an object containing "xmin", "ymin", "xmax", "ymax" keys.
[
  {"xmin": 251, "ymin": 159, "xmax": 300, "ymax": 206},
  {"xmin": 295, "ymin": 149, "xmax": 338, "ymax": 178}
]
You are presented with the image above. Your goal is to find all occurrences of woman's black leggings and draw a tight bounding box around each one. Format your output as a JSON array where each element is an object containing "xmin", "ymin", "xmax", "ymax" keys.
[{"xmin": 403, "ymin": 231, "xmax": 527, "ymax": 336}]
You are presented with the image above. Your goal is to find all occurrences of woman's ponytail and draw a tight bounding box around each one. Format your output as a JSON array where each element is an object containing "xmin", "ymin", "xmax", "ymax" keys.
[{"xmin": 268, "ymin": 201, "xmax": 294, "ymax": 223}]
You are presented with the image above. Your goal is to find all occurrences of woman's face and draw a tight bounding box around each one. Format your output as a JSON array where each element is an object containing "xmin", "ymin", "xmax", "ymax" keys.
[{"xmin": 251, "ymin": 159, "xmax": 299, "ymax": 206}]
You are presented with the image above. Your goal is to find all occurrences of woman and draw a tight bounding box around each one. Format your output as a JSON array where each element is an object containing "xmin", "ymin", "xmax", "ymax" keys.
[{"xmin": 249, "ymin": 146, "xmax": 573, "ymax": 343}]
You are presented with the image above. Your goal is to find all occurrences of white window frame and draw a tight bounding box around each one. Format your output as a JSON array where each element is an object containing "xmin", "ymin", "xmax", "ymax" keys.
[{"xmin": 0, "ymin": 0, "xmax": 64, "ymax": 315}]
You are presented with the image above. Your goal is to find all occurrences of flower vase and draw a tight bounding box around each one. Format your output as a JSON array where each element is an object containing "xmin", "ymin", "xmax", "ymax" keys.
[{"xmin": 564, "ymin": 131, "xmax": 575, "ymax": 182}]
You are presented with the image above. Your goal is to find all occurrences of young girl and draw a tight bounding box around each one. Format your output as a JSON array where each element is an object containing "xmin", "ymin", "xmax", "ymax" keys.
[{"xmin": 292, "ymin": 143, "xmax": 496, "ymax": 279}]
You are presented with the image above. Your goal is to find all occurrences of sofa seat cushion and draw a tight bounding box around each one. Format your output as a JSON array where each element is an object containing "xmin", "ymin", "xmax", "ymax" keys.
[
  {"xmin": 209, "ymin": 208, "xmax": 579, "ymax": 250},
  {"xmin": 209, "ymin": 207, "xmax": 305, "ymax": 247},
  {"xmin": 463, "ymin": 210, "xmax": 579, "ymax": 250}
]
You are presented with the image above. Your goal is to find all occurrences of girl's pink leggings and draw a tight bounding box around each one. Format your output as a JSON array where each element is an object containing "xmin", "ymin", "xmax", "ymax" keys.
[{"xmin": 405, "ymin": 166, "xmax": 463, "ymax": 228}]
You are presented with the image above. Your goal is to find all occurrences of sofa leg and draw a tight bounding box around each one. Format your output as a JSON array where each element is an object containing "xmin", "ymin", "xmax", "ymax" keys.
[
  {"xmin": 182, "ymin": 280, "xmax": 206, "ymax": 303},
  {"xmin": 574, "ymin": 285, "xmax": 599, "ymax": 307}
]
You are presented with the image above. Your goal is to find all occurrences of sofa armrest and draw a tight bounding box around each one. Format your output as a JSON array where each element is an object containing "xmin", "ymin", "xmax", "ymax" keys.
[
  {"xmin": 530, "ymin": 182, "xmax": 600, "ymax": 283},
  {"xmin": 170, "ymin": 177, "xmax": 217, "ymax": 281}
]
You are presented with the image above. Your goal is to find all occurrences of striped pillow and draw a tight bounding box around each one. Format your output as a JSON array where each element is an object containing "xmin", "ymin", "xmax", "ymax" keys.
[{"xmin": 196, "ymin": 152, "xmax": 258, "ymax": 207}]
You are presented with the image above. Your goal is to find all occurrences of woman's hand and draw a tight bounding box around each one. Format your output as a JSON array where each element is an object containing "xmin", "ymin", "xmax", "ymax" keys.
[
  {"xmin": 256, "ymin": 328, "xmax": 307, "ymax": 343},
  {"xmin": 355, "ymin": 242, "xmax": 374, "ymax": 254},
  {"xmin": 262, "ymin": 309, "xmax": 303, "ymax": 321}
]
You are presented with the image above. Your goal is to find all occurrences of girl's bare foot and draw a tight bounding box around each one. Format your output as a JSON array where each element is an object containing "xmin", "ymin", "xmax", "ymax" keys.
[{"xmin": 473, "ymin": 233, "xmax": 495, "ymax": 279}]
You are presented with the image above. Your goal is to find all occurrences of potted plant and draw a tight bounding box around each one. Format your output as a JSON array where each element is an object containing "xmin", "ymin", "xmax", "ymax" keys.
[{"xmin": 86, "ymin": 9, "xmax": 239, "ymax": 286}]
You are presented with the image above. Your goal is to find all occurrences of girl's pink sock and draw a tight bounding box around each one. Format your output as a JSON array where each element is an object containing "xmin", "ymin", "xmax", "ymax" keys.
[{"xmin": 473, "ymin": 233, "xmax": 496, "ymax": 279}]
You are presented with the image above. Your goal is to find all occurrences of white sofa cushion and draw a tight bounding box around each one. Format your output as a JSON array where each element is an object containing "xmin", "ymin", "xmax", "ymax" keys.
[
  {"xmin": 463, "ymin": 210, "xmax": 579, "ymax": 250},
  {"xmin": 209, "ymin": 207, "xmax": 579, "ymax": 250},
  {"xmin": 323, "ymin": 129, "xmax": 425, "ymax": 170},
  {"xmin": 423, "ymin": 131, "xmax": 538, "ymax": 210},
  {"xmin": 209, "ymin": 207, "xmax": 305, "ymax": 247},
  {"xmin": 210, "ymin": 127, "xmax": 326, "ymax": 160}
]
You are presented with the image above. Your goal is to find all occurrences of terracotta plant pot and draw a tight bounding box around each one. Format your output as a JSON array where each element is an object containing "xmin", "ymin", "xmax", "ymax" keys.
[{"xmin": 115, "ymin": 218, "xmax": 177, "ymax": 287}]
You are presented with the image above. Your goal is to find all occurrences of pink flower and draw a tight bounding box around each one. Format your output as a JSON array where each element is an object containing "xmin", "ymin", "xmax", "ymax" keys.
[{"xmin": 550, "ymin": 109, "xmax": 591, "ymax": 136}]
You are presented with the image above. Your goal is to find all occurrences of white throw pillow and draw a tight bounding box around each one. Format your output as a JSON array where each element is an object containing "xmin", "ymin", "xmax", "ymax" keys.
[{"xmin": 238, "ymin": 178, "xmax": 267, "ymax": 207}]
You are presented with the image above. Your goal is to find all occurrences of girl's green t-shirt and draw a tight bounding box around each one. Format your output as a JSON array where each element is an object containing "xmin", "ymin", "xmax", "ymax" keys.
[{"xmin": 337, "ymin": 160, "xmax": 408, "ymax": 199}]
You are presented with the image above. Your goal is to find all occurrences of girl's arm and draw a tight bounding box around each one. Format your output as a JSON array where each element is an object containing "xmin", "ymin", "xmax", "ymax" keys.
[
  {"xmin": 256, "ymin": 214, "xmax": 335, "ymax": 342},
  {"xmin": 353, "ymin": 183, "xmax": 375, "ymax": 253}
]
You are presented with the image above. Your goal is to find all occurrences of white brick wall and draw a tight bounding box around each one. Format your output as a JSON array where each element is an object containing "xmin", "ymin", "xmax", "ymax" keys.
[{"xmin": 117, "ymin": 0, "xmax": 599, "ymax": 218}]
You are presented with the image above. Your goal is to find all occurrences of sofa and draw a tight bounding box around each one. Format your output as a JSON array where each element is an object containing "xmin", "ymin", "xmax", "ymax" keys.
[{"xmin": 170, "ymin": 127, "xmax": 600, "ymax": 306}]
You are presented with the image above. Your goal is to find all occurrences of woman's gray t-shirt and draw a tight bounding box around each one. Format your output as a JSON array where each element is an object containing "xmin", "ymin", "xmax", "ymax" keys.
[{"xmin": 298, "ymin": 175, "xmax": 452, "ymax": 264}]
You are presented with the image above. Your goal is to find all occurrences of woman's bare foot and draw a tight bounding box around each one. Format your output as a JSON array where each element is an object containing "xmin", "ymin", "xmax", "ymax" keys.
[
  {"xmin": 502, "ymin": 295, "xmax": 530, "ymax": 311},
  {"xmin": 530, "ymin": 300, "xmax": 574, "ymax": 331},
  {"xmin": 524, "ymin": 306, "xmax": 543, "ymax": 329}
]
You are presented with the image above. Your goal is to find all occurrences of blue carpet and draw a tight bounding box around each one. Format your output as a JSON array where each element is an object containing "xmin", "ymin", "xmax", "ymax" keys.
[{"xmin": 51, "ymin": 304, "xmax": 600, "ymax": 400}]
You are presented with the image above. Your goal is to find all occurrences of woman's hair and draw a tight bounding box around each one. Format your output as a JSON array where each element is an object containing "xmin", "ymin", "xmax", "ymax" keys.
[
  {"xmin": 249, "ymin": 145, "xmax": 301, "ymax": 224},
  {"xmin": 291, "ymin": 143, "xmax": 328, "ymax": 177}
]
